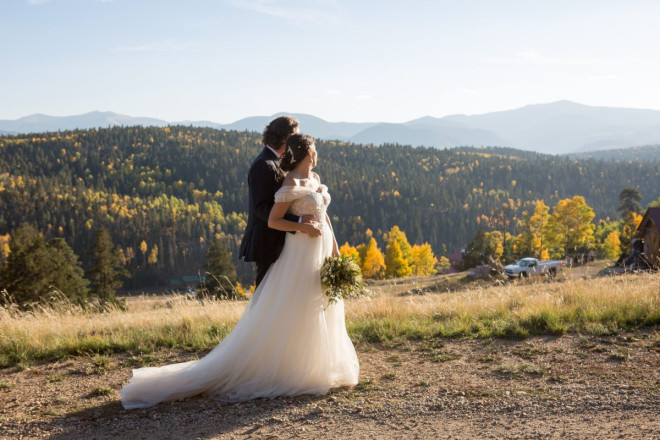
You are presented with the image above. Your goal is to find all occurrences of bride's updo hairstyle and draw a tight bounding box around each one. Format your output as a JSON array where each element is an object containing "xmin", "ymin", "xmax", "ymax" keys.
[{"xmin": 280, "ymin": 133, "xmax": 315, "ymax": 172}]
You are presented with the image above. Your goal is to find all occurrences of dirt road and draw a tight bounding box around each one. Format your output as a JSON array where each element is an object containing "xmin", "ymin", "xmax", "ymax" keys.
[{"xmin": 1, "ymin": 331, "xmax": 658, "ymax": 439}]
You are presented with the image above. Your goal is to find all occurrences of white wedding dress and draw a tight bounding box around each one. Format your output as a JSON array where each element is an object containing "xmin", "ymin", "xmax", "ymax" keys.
[{"xmin": 120, "ymin": 184, "xmax": 359, "ymax": 409}]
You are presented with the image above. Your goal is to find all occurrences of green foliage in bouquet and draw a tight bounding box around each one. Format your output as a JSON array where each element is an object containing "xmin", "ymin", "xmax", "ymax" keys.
[{"xmin": 321, "ymin": 255, "xmax": 366, "ymax": 305}]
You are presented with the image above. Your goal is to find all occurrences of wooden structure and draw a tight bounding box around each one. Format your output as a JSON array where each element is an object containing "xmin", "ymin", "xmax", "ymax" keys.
[{"xmin": 634, "ymin": 207, "xmax": 660, "ymax": 269}]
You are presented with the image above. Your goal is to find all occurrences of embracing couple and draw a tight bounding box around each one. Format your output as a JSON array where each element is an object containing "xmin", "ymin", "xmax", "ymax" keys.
[{"xmin": 120, "ymin": 117, "xmax": 359, "ymax": 409}]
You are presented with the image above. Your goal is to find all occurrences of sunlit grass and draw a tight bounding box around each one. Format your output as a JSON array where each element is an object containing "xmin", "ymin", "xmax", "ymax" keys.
[
  {"xmin": 0, "ymin": 271, "xmax": 658, "ymax": 368},
  {"xmin": 0, "ymin": 294, "xmax": 244, "ymax": 368},
  {"xmin": 346, "ymin": 272, "xmax": 659, "ymax": 342}
]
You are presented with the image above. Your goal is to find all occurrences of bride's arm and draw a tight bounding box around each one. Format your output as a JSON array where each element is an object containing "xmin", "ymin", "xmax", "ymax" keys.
[
  {"xmin": 325, "ymin": 214, "xmax": 340, "ymax": 257},
  {"xmin": 313, "ymin": 172, "xmax": 339, "ymax": 256},
  {"xmin": 269, "ymin": 202, "xmax": 322, "ymax": 237}
]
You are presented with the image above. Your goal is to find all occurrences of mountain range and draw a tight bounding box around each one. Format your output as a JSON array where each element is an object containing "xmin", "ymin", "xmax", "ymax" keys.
[{"xmin": 3, "ymin": 101, "xmax": 660, "ymax": 154}]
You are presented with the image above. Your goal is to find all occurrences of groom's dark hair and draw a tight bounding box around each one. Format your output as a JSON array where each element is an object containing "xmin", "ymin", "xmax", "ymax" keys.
[{"xmin": 262, "ymin": 116, "xmax": 299, "ymax": 149}]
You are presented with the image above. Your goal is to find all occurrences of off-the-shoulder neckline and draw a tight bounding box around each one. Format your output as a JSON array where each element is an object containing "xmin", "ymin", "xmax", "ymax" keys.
[{"xmin": 277, "ymin": 184, "xmax": 327, "ymax": 192}]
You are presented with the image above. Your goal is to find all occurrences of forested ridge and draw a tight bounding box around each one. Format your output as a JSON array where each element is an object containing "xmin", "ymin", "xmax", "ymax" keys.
[
  {"xmin": 1, "ymin": 126, "xmax": 659, "ymax": 287},
  {"xmin": 568, "ymin": 144, "xmax": 660, "ymax": 162}
]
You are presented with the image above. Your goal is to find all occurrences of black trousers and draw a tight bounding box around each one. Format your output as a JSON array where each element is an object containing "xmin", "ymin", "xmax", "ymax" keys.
[{"xmin": 255, "ymin": 259, "xmax": 274, "ymax": 288}]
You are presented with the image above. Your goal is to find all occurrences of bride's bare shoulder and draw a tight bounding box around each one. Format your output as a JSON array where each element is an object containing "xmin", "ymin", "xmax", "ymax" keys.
[{"xmin": 281, "ymin": 174, "xmax": 298, "ymax": 187}]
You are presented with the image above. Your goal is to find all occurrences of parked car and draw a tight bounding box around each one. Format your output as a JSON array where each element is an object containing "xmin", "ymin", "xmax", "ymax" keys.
[{"xmin": 504, "ymin": 258, "xmax": 563, "ymax": 279}]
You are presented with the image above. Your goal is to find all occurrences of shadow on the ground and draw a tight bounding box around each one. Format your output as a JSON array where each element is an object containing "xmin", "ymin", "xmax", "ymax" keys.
[{"xmin": 48, "ymin": 392, "xmax": 331, "ymax": 440}]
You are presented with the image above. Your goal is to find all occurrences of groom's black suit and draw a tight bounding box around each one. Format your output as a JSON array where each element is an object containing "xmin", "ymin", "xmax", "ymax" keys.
[{"xmin": 239, "ymin": 147, "xmax": 299, "ymax": 286}]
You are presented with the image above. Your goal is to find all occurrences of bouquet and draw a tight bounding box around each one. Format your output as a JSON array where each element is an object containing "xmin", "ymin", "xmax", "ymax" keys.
[{"xmin": 320, "ymin": 255, "xmax": 366, "ymax": 305}]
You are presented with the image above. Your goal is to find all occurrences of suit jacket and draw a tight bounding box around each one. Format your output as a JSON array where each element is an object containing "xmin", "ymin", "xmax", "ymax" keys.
[{"xmin": 239, "ymin": 147, "xmax": 299, "ymax": 264}]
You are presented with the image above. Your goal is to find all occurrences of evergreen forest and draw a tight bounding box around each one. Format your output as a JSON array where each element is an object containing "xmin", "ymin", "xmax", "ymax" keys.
[{"xmin": 1, "ymin": 126, "xmax": 659, "ymax": 288}]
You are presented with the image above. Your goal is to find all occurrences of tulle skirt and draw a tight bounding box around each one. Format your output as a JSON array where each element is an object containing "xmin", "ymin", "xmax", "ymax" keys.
[{"xmin": 120, "ymin": 223, "xmax": 359, "ymax": 409}]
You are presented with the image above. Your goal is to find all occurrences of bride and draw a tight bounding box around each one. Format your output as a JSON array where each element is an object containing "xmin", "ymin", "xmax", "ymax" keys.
[{"xmin": 120, "ymin": 133, "xmax": 359, "ymax": 409}]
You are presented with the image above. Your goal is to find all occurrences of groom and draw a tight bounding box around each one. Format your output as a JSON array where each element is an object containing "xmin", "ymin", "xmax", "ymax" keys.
[{"xmin": 239, "ymin": 116, "xmax": 311, "ymax": 287}]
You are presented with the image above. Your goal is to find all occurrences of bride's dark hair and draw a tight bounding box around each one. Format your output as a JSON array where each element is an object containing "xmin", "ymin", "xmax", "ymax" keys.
[{"xmin": 279, "ymin": 133, "xmax": 315, "ymax": 172}]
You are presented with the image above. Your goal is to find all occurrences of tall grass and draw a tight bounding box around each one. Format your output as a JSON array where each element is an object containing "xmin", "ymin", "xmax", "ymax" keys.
[
  {"xmin": 347, "ymin": 272, "xmax": 660, "ymax": 341},
  {"xmin": 1, "ymin": 272, "xmax": 658, "ymax": 368},
  {"xmin": 0, "ymin": 294, "xmax": 244, "ymax": 368}
]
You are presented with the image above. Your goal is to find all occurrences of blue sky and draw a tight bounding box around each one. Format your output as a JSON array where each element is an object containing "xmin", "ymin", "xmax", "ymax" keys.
[{"xmin": 2, "ymin": 0, "xmax": 660, "ymax": 122}]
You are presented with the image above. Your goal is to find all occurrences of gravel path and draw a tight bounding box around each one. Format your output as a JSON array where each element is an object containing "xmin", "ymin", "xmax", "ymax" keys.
[{"xmin": 1, "ymin": 331, "xmax": 659, "ymax": 439}]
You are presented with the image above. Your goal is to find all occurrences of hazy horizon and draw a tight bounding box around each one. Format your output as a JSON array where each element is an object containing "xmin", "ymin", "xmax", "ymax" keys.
[
  {"xmin": 6, "ymin": 99, "xmax": 660, "ymax": 127},
  {"xmin": 3, "ymin": 1, "xmax": 660, "ymax": 123}
]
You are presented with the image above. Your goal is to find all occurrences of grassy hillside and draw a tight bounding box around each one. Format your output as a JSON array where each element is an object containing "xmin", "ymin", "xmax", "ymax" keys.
[
  {"xmin": 1, "ymin": 269, "xmax": 658, "ymax": 368},
  {"xmin": 1, "ymin": 126, "xmax": 659, "ymax": 287}
]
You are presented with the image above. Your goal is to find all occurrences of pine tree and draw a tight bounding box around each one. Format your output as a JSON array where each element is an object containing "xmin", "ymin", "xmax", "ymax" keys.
[
  {"xmin": 0, "ymin": 223, "xmax": 88, "ymax": 307},
  {"xmin": 0, "ymin": 224, "xmax": 46, "ymax": 304},
  {"xmin": 617, "ymin": 188, "xmax": 642, "ymax": 218},
  {"xmin": 620, "ymin": 212, "xmax": 643, "ymax": 255},
  {"xmin": 44, "ymin": 238, "xmax": 89, "ymax": 305},
  {"xmin": 87, "ymin": 227, "xmax": 126, "ymax": 307},
  {"xmin": 203, "ymin": 236, "xmax": 238, "ymax": 299},
  {"xmin": 462, "ymin": 227, "xmax": 487, "ymax": 269}
]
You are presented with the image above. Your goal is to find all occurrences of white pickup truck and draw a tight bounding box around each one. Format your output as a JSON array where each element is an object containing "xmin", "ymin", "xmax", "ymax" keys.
[{"xmin": 504, "ymin": 258, "xmax": 563, "ymax": 279}]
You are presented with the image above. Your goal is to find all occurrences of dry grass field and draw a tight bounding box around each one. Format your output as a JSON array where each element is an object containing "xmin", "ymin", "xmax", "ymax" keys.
[
  {"xmin": 1, "ymin": 262, "xmax": 657, "ymax": 369},
  {"xmin": 0, "ymin": 263, "xmax": 658, "ymax": 439}
]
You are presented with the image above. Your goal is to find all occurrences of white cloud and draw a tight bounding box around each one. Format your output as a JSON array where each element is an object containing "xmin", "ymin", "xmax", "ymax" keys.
[
  {"xmin": 113, "ymin": 40, "xmax": 198, "ymax": 53},
  {"xmin": 28, "ymin": 0, "xmax": 51, "ymax": 4},
  {"xmin": 587, "ymin": 74, "xmax": 619, "ymax": 81},
  {"xmin": 480, "ymin": 50, "xmax": 641, "ymax": 67},
  {"xmin": 481, "ymin": 50, "xmax": 562, "ymax": 65},
  {"xmin": 230, "ymin": 0, "xmax": 337, "ymax": 23},
  {"xmin": 324, "ymin": 89, "xmax": 372, "ymax": 101},
  {"xmin": 458, "ymin": 88, "xmax": 478, "ymax": 95}
]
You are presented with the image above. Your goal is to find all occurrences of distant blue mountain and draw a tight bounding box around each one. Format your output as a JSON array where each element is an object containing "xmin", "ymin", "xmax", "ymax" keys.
[
  {"xmin": 0, "ymin": 111, "xmax": 168, "ymax": 134},
  {"xmin": 211, "ymin": 113, "xmax": 377, "ymax": 141},
  {"xmin": 443, "ymin": 100, "xmax": 660, "ymax": 153},
  {"xmin": 4, "ymin": 101, "xmax": 660, "ymax": 153}
]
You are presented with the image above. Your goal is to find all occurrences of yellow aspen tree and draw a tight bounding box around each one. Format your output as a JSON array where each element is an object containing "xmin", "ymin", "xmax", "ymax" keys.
[
  {"xmin": 139, "ymin": 240, "xmax": 148, "ymax": 265},
  {"xmin": 484, "ymin": 231, "xmax": 504, "ymax": 260},
  {"xmin": 339, "ymin": 242, "xmax": 360, "ymax": 265},
  {"xmin": 0, "ymin": 234, "xmax": 10, "ymax": 265},
  {"xmin": 148, "ymin": 244, "xmax": 158, "ymax": 265},
  {"xmin": 386, "ymin": 225, "xmax": 413, "ymax": 267},
  {"xmin": 411, "ymin": 243, "xmax": 438, "ymax": 276},
  {"xmin": 361, "ymin": 237, "xmax": 385, "ymax": 279},
  {"xmin": 437, "ymin": 255, "xmax": 451, "ymax": 271},
  {"xmin": 529, "ymin": 200, "xmax": 550, "ymax": 258},
  {"xmin": 601, "ymin": 231, "xmax": 621, "ymax": 259},
  {"xmin": 544, "ymin": 196, "xmax": 595, "ymax": 258},
  {"xmin": 385, "ymin": 240, "xmax": 412, "ymax": 278}
]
